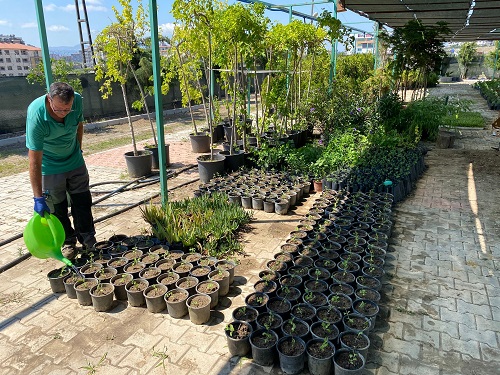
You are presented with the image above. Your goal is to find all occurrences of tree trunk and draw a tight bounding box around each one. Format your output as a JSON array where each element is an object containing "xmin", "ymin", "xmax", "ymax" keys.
[
  {"xmin": 120, "ymin": 84, "xmax": 137, "ymax": 155},
  {"xmin": 175, "ymin": 45, "xmax": 198, "ymax": 134},
  {"xmin": 129, "ymin": 62, "xmax": 157, "ymax": 146}
]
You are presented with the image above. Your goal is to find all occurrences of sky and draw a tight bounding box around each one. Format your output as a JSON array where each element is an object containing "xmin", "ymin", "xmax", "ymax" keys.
[{"xmin": 0, "ymin": 0, "xmax": 376, "ymax": 48}]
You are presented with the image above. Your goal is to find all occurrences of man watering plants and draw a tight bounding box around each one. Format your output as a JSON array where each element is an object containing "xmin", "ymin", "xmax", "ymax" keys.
[{"xmin": 26, "ymin": 81, "xmax": 96, "ymax": 257}]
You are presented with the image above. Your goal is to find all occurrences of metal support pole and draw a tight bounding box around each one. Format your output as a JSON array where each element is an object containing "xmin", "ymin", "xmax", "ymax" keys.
[
  {"xmin": 34, "ymin": 0, "xmax": 53, "ymax": 90},
  {"xmin": 328, "ymin": 1, "xmax": 338, "ymax": 85},
  {"xmin": 373, "ymin": 22, "xmax": 380, "ymax": 71},
  {"xmin": 149, "ymin": 0, "xmax": 168, "ymax": 207}
]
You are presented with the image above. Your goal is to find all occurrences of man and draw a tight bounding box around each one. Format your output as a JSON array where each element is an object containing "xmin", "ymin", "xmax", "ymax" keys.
[{"xmin": 26, "ymin": 82, "xmax": 96, "ymax": 255}]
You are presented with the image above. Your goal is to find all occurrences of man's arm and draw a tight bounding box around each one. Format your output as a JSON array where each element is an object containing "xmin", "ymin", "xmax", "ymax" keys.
[
  {"xmin": 77, "ymin": 122, "xmax": 83, "ymax": 150},
  {"xmin": 28, "ymin": 149, "xmax": 43, "ymax": 197}
]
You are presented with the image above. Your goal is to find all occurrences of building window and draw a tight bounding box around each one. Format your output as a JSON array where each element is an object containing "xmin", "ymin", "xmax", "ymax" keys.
[
  {"xmin": 16, "ymin": 58, "xmax": 21, "ymax": 62},
  {"xmin": 21, "ymin": 50, "xmax": 28, "ymax": 55},
  {"xmin": 4, "ymin": 50, "xmax": 10, "ymax": 54},
  {"xmin": 22, "ymin": 58, "xmax": 28, "ymax": 63},
  {"xmin": 24, "ymin": 66, "xmax": 29, "ymax": 70},
  {"xmin": 0, "ymin": 66, "xmax": 5, "ymax": 70},
  {"xmin": 14, "ymin": 50, "xmax": 20, "ymax": 55},
  {"xmin": 17, "ymin": 66, "xmax": 22, "ymax": 70},
  {"xmin": 0, "ymin": 58, "xmax": 3, "ymax": 63},
  {"xmin": 0, "ymin": 50, "xmax": 2, "ymax": 55},
  {"xmin": 7, "ymin": 66, "xmax": 13, "ymax": 70},
  {"xmin": 6, "ymin": 58, "xmax": 11, "ymax": 63}
]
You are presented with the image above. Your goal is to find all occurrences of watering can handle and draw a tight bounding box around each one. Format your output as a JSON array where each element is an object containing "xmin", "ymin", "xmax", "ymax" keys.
[
  {"xmin": 43, "ymin": 213, "xmax": 73, "ymax": 268},
  {"xmin": 44, "ymin": 212, "xmax": 58, "ymax": 247}
]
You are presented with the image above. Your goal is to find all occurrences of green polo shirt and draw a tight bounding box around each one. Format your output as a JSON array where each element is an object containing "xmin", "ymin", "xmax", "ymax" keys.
[{"xmin": 26, "ymin": 93, "xmax": 85, "ymax": 175}]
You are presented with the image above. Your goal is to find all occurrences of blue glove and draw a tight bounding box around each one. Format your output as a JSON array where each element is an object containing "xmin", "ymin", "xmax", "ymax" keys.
[{"xmin": 34, "ymin": 196, "xmax": 50, "ymax": 217}]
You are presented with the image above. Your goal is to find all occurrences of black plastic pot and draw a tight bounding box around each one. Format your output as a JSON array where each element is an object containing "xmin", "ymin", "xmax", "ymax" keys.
[
  {"xmin": 197, "ymin": 154, "xmax": 225, "ymax": 184},
  {"xmin": 249, "ymin": 328, "xmax": 279, "ymax": 366},
  {"xmin": 225, "ymin": 320, "xmax": 253, "ymax": 357},
  {"xmin": 306, "ymin": 338, "xmax": 336, "ymax": 375},
  {"xmin": 277, "ymin": 335, "xmax": 306, "ymax": 375},
  {"xmin": 124, "ymin": 150, "xmax": 152, "ymax": 178},
  {"xmin": 89, "ymin": 283, "xmax": 115, "ymax": 312},
  {"xmin": 125, "ymin": 278, "xmax": 149, "ymax": 307}
]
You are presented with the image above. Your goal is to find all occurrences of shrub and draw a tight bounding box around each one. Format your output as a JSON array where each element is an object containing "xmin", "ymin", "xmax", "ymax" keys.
[{"xmin": 140, "ymin": 193, "xmax": 253, "ymax": 257}]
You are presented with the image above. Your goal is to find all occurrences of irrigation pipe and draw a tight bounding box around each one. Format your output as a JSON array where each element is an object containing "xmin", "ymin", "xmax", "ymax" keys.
[{"xmin": 0, "ymin": 171, "xmax": 200, "ymax": 274}]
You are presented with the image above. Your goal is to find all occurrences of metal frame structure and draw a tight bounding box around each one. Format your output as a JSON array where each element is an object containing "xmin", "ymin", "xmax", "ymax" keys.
[
  {"xmin": 74, "ymin": 0, "xmax": 96, "ymax": 68},
  {"xmin": 33, "ymin": 0, "xmax": 500, "ymax": 205}
]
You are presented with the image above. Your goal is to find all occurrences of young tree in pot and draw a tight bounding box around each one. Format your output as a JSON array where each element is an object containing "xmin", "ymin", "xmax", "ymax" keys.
[
  {"xmin": 165, "ymin": 27, "xmax": 209, "ymax": 153},
  {"xmin": 172, "ymin": 0, "xmax": 225, "ymax": 180},
  {"xmin": 214, "ymin": 2, "xmax": 267, "ymax": 155},
  {"xmin": 93, "ymin": 0, "xmax": 153, "ymax": 177}
]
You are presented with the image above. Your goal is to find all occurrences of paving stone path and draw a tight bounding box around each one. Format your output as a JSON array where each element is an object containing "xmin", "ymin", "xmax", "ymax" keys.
[{"xmin": 0, "ymin": 82, "xmax": 498, "ymax": 374}]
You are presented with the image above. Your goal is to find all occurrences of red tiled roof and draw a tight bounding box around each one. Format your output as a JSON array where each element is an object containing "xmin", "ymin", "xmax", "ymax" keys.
[{"xmin": 0, "ymin": 43, "xmax": 41, "ymax": 51}]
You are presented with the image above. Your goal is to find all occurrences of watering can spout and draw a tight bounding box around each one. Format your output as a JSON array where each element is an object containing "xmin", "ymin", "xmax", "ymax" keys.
[{"xmin": 23, "ymin": 212, "xmax": 73, "ymax": 267}]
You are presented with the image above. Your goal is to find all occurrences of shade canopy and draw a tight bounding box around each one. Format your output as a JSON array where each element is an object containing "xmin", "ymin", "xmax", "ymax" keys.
[{"xmin": 344, "ymin": 0, "xmax": 500, "ymax": 41}]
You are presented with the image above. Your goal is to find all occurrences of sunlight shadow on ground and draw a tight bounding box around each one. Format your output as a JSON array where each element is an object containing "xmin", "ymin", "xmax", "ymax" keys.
[{"xmin": 467, "ymin": 162, "xmax": 489, "ymax": 255}]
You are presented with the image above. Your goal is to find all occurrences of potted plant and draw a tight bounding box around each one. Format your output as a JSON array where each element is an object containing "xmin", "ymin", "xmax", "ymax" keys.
[
  {"xmin": 249, "ymin": 328, "xmax": 278, "ymax": 366},
  {"xmin": 277, "ymin": 335, "xmax": 306, "ymax": 375},
  {"xmin": 306, "ymin": 337, "xmax": 336, "ymax": 375},
  {"xmin": 186, "ymin": 293, "xmax": 211, "ymax": 324},
  {"xmin": 141, "ymin": 283, "xmax": 167, "ymax": 313},
  {"xmin": 93, "ymin": 0, "xmax": 154, "ymax": 178},
  {"xmin": 89, "ymin": 282, "xmax": 115, "ymax": 312},
  {"xmin": 225, "ymin": 320, "xmax": 253, "ymax": 357},
  {"xmin": 125, "ymin": 278, "xmax": 149, "ymax": 307},
  {"xmin": 333, "ymin": 349, "xmax": 365, "ymax": 375},
  {"xmin": 165, "ymin": 288, "xmax": 189, "ymax": 318}
]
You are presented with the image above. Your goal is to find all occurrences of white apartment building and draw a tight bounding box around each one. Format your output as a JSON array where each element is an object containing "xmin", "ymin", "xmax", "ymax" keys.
[{"xmin": 0, "ymin": 42, "xmax": 42, "ymax": 77}]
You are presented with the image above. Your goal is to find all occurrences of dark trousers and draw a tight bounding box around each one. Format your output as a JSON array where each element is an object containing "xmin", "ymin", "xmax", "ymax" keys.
[{"xmin": 53, "ymin": 190, "xmax": 95, "ymax": 248}]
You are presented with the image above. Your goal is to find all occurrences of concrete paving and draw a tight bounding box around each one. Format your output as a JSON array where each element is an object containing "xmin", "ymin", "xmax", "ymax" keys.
[{"xmin": 0, "ymin": 82, "xmax": 499, "ymax": 374}]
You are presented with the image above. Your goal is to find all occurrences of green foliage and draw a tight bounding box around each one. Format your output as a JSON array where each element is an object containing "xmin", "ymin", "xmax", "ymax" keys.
[
  {"xmin": 441, "ymin": 111, "xmax": 484, "ymax": 128},
  {"xmin": 484, "ymin": 41, "xmax": 500, "ymax": 74},
  {"xmin": 140, "ymin": 193, "xmax": 252, "ymax": 257},
  {"xmin": 473, "ymin": 79, "xmax": 500, "ymax": 108},
  {"xmin": 93, "ymin": 0, "xmax": 149, "ymax": 154},
  {"xmin": 337, "ymin": 53, "xmax": 375, "ymax": 87},
  {"xmin": 380, "ymin": 20, "xmax": 450, "ymax": 94},
  {"xmin": 457, "ymin": 42, "xmax": 478, "ymax": 79},
  {"xmin": 26, "ymin": 59, "xmax": 85, "ymax": 92}
]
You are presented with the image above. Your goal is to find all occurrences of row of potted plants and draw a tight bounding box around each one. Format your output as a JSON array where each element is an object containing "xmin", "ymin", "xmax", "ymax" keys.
[
  {"xmin": 196, "ymin": 168, "xmax": 314, "ymax": 214},
  {"xmin": 47, "ymin": 235, "xmax": 238, "ymax": 325},
  {"xmin": 223, "ymin": 189, "xmax": 393, "ymax": 374},
  {"xmin": 473, "ymin": 79, "xmax": 500, "ymax": 110}
]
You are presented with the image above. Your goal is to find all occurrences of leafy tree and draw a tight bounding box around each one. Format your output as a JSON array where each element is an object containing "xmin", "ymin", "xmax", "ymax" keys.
[
  {"xmin": 26, "ymin": 58, "xmax": 85, "ymax": 92},
  {"xmin": 484, "ymin": 41, "xmax": 500, "ymax": 78},
  {"xmin": 336, "ymin": 53, "xmax": 375, "ymax": 89},
  {"xmin": 380, "ymin": 20, "xmax": 450, "ymax": 100},
  {"xmin": 93, "ymin": 0, "xmax": 152, "ymax": 155},
  {"xmin": 457, "ymin": 42, "xmax": 477, "ymax": 79}
]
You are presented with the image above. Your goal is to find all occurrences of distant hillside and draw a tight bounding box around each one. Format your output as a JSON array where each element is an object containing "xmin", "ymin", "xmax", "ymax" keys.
[{"xmin": 49, "ymin": 45, "xmax": 81, "ymax": 56}]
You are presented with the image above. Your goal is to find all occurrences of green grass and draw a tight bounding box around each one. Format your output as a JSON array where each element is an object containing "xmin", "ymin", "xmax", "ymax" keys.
[{"xmin": 442, "ymin": 111, "xmax": 485, "ymax": 128}]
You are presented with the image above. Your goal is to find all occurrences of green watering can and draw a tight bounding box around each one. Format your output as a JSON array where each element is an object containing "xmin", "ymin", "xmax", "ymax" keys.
[{"xmin": 23, "ymin": 213, "xmax": 74, "ymax": 267}]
